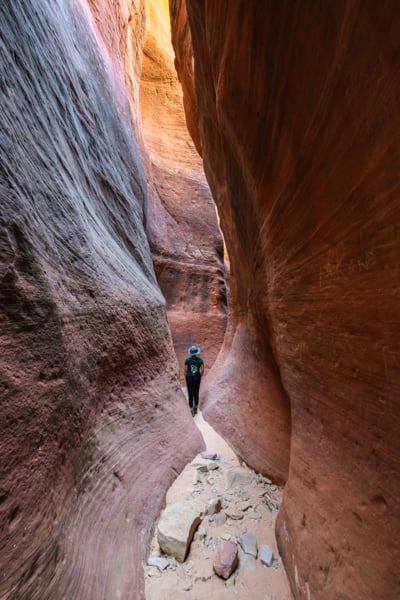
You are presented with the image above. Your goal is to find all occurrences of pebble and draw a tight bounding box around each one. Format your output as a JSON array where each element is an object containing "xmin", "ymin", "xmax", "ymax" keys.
[
  {"xmin": 147, "ymin": 569, "xmax": 161, "ymax": 578},
  {"xmin": 192, "ymin": 484, "xmax": 205, "ymax": 494},
  {"xmin": 197, "ymin": 464, "xmax": 209, "ymax": 473},
  {"xmin": 213, "ymin": 512, "xmax": 227, "ymax": 526},
  {"xmin": 238, "ymin": 500, "xmax": 252, "ymax": 512},
  {"xmin": 182, "ymin": 580, "xmax": 193, "ymax": 591},
  {"xmin": 184, "ymin": 560, "xmax": 193, "ymax": 572},
  {"xmin": 192, "ymin": 471, "xmax": 202, "ymax": 485},
  {"xmin": 263, "ymin": 491, "xmax": 281, "ymax": 511},
  {"xmin": 147, "ymin": 556, "xmax": 170, "ymax": 571},
  {"xmin": 238, "ymin": 531, "xmax": 258, "ymax": 558},
  {"xmin": 221, "ymin": 532, "xmax": 231, "ymax": 540},
  {"xmin": 201, "ymin": 451, "xmax": 220, "ymax": 460},
  {"xmin": 224, "ymin": 507, "xmax": 244, "ymax": 520},
  {"xmin": 194, "ymin": 524, "xmax": 207, "ymax": 541},
  {"xmin": 249, "ymin": 511, "xmax": 262, "ymax": 521},
  {"xmin": 207, "ymin": 461, "xmax": 219, "ymax": 471}
]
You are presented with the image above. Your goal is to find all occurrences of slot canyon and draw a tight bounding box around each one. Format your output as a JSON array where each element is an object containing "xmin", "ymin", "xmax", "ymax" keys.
[{"xmin": 0, "ymin": 1, "xmax": 399, "ymax": 599}]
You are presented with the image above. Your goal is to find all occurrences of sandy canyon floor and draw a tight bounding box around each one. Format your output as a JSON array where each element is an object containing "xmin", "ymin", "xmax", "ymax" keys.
[{"xmin": 144, "ymin": 410, "xmax": 293, "ymax": 600}]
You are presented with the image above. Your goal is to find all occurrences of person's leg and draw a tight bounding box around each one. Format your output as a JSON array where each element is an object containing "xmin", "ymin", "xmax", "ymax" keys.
[
  {"xmin": 186, "ymin": 377, "xmax": 195, "ymax": 414},
  {"xmin": 193, "ymin": 378, "xmax": 201, "ymax": 414}
]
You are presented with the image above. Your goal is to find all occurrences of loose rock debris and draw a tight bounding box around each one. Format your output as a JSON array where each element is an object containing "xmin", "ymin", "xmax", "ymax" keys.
[{"xmin": 144, "ymin": 413, "xmax": 293, "ymax": 599}]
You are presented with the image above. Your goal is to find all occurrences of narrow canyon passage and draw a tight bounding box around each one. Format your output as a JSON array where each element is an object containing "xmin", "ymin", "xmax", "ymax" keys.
[{"xmin": 1, "ymin": 2, "xmax": 399, "ymax": 600}]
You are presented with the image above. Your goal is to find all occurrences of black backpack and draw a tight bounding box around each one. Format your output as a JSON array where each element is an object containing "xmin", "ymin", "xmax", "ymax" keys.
[{"xmin": 188, "ymin": 361, "xmax": 201, "ymax": 380}]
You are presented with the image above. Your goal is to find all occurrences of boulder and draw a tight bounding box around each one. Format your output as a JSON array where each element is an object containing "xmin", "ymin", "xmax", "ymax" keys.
[
  {"xmin": 213, "ymin": 541, "xmax": 239, "ymax": 579},
  {"xmin": 157, "ymin": 499, "xmax": 204, "ymax": 562}
]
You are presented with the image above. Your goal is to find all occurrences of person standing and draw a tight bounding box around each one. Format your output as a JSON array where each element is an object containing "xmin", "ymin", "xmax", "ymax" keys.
[{"xmin": 185, "ymin": 345, "xmax": 204, "ymax": 416}]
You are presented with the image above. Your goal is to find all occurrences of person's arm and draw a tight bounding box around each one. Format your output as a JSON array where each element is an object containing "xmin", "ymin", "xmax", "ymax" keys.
[
  {"xmin": 200, "ymin": 362, "xmax": 204, "ymax": 376},
  {"xmin": 184, "ymin": 359, "xmax": 189, "ymax": 375}
]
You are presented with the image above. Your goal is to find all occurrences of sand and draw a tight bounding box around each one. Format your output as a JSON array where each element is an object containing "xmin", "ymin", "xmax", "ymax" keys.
[{"xmin": 144, "ymin": 411, "xmax": 293, "ymax": 600}]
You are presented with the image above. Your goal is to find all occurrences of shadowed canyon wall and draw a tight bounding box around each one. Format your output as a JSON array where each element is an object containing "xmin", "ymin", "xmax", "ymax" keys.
[
  {"xmin": 0, "ymin": 1, "xmax": 204, "ymax": 599},
  {"xmin": 170, "ymin": 1, "xmax": 400, "ymax": 599}
]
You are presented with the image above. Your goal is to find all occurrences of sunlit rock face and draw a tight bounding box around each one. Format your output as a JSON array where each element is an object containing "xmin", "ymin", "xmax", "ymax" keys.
[
  {"xmin": 170, "ymin": 1, "xmax": 400, "ymax": 599},
  {"xmin": 139, "ymin": 0, "xmax": 227, "ymax": 378},
  {"xmin": 0, "ymin": 1, "xmax": 202, "ymax": 599},
  {"xmin": 169, "ymin": 0, "xmax": 291, "ymax": 484}
]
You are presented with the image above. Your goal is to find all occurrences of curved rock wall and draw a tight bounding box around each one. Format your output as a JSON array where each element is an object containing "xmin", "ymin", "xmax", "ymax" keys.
[
  {"xmin": 139, "ymin": 0, "xmax": 227, "ymax": 378},
  {"xmin": 0, "ymin": 1, "xmax": 202, "ymax": 599},
  {"xmin": 169, "ymin": 0, "xmax": 291, "ymax": 484},
  {"xmin": 170, "ymin": 1, "xmax": 400, "ymax": 598}
]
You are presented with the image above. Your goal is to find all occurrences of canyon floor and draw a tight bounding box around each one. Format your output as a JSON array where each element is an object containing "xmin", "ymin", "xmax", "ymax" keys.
[{"xmin": 144, "ymin": 408, "xmax": 293, "ymax": 600}]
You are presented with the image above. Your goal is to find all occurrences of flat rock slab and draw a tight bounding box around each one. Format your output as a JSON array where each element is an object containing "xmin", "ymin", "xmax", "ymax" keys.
[
  {"xmin": 207, "ymin": 461, "xmax": 219, "ymax": 470},
  {"xmin": 225, "ymin": 467, "xmax": 253, "ymax": 488},
  {"xmin": 200, "ymin": 451, "xmax": 220, "ymax": 460},
  {"xmin": 147, "ymin": 556, "xmax": 170, "ymax": 571},
  {"xmin": 260, "ymin": 544, "xmax": 274, "ymax": 567},
  {"xmin": 157, "ymin": 499, "xmax": 204, "ymax": 562},
  {"xmin": 239, "ymin": 531, "xmax": 258, "ymax": 558},
  {"xmin": 224, "ymin": 507, "xmax": 244, "ymax": 520},
  {"xmin": 206, "ymin": 497, "xmax": 221, "ymax": 515}
]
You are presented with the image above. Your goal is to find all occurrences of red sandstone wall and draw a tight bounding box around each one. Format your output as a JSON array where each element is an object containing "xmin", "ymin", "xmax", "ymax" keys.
[
  {"xmin": 139, "ymin": 0, "xmax": 227, "ymax": 380},
  {"xmin": 170, "ymin": 1, "xmax": 400, "ymax": 598},
  {"xmin": 0, "ymin": 1, "xmax": 202, "ymax": 599},
  {"xmin": 169, "ymin": 0, "xmax": 291, "ymax": 483}
]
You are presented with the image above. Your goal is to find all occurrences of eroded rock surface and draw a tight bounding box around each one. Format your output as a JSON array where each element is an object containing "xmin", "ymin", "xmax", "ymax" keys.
[
  {"xmin": 139, "ymin": 0, "xmax": 227, "ymax": 378},
  {"xmin": 170, "ymin": 1, "xmax": 400, "ymax": 599},
  {"xmin": 0, "ymin": 1, "xmax": 203, "ymax": 599}
]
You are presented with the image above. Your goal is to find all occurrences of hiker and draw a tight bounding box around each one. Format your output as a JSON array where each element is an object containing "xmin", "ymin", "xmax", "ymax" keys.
[{"xmin": 185, "ymin": 345, "xmax": 204, "ymax": 416}]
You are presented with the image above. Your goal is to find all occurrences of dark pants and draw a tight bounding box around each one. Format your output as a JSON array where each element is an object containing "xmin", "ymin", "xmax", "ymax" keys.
[{"xmin": 186, "ymin": 376, "xmax": 201, "ymax": 412}]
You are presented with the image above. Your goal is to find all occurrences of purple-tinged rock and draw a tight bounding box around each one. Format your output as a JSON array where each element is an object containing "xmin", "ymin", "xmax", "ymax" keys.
[{"xmin": 213, "ymin": 541, "xmax": 238, "ymax": 579}]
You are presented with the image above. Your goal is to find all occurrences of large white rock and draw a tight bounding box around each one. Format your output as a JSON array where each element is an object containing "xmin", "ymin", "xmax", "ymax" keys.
[{"xmin": 157, "ymin": 500, "xmax": 205, "ymax": 562}]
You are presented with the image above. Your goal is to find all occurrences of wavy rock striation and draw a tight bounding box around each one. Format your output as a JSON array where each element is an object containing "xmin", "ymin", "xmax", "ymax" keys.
[
  {"xmin": 139, "ymin": 0, "xmax": 227, "ymax": 378},
  {"xmin": 0, "ymin": 1, "xmax": 202, "ymax": 599},
  {"xmin": 169, "ymin": 0, "xmax": 291, "ymax": 484},
  {"xmin": 170, "ymin": 1, "xmax": 400, "ymax": 599}
]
